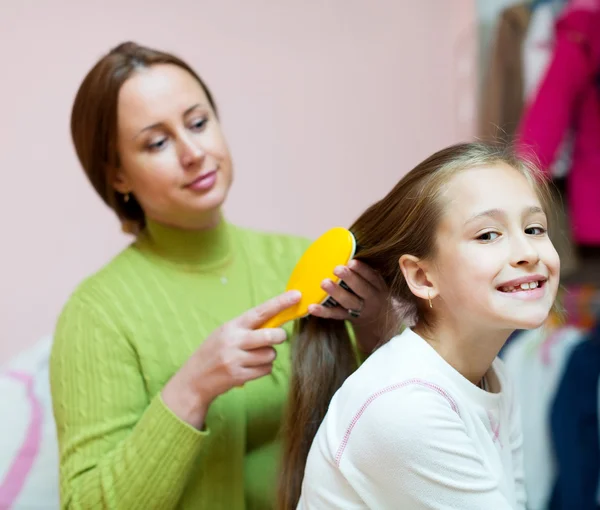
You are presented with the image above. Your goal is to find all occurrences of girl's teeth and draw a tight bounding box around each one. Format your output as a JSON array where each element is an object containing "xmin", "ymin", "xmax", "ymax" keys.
[{"xmin": 501, "ymin": 281, "xmax": 540, "ymax": 292}]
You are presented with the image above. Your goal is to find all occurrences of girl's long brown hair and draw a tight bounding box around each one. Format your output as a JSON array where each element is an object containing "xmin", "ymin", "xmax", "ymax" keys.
[{"xmin": 277, "ymin": 142, "xmax": 554, "ymax": 509}]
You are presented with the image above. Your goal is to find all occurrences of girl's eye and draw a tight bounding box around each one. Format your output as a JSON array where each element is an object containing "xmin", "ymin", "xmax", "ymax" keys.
[
  {"xmin": 477, "ymin": 231, "xmax": 500, "ymax": 242},
  {"xmin": 525, "ymin": 226, "xmax": 547, "ymax": 236}
]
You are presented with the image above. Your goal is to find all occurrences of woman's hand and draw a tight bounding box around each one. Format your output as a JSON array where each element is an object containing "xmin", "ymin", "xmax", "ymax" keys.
[
  {"xmin": 162, "ymin": 290, "xmax": 301, "ymax": 429},
  {"xmin": 308, "ymin": 259, "xmax": 394, "ymax": 354}
]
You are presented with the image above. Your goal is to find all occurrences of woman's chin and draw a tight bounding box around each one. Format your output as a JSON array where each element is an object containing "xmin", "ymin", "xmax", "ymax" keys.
[{"xmin": 186, "ymin": 186, "xmax": 229, "ymax": 213}]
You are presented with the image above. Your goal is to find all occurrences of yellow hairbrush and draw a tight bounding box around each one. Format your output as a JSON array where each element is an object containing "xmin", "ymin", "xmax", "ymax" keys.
[{"xmin": 261, "ymin": 227, "xmax": 356, "ymax": 329}]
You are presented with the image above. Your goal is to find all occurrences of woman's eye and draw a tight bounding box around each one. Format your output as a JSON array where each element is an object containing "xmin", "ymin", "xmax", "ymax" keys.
[
  {"xmin": 147, "ymin": 138, "xmax": 167, "ymax": 151},
  {"xmin": 525, "ymin": 226, "xmax": 547, "ymax": 235},
  {"xmin": 477, "ymin": 231, "xmax": 500, "ymax": 242},
  {"xmin": 190, "ymin": 118, "xmax": 207, "ymax": 131}
]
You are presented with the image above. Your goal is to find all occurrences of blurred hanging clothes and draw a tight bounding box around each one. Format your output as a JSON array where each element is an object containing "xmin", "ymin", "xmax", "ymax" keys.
[
  {"xmin": 517, "ymin": 0, "xmax": 600, "ymax": 246},
  {"xmin": 502, "ymin": 325, "xmax": 585, "ymax": 510},
  {"xmin": 522, "ymin": 0, "xmax": 573, "ymax": 179},
  {"xmin": 549, "ymin": 320, "xmax": 600, "ymax": 510},
  {"xmin": 479, "ymin": 3, "xmax": 531, "ymax": 142},
  {"xmin": 480, "ymin": 0, "xmax": 568, "ymax": 144}
]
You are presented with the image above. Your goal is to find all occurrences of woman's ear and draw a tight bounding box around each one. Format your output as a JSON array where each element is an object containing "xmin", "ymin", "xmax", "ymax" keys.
[
  {"xmin": 110, "ymin": 166, "xmax": 132, "ymax": 195},
  {"xmin": 398, "ymin": 255, "xmax": 438, "ymax": 301}
]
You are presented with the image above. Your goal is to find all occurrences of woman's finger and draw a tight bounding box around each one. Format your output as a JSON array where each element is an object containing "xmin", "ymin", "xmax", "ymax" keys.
[
  {"xmin": 238, "ymin": 290, "xmax": 301, "ymax": 329},
  {"xmin": 242, "ymin": 346, "xmax": 278, "ymax": 367},
  {"xmin": 333, "ymin": 265, "xmax": 376, "ymax": 300},
  {"xmin": 241, "ymin": 328, "xmax": 287, "ymax": 350},
  {"xmin": 321, "ymin": 278, "xmax": 366, "ymax": 312},
  {"xmin": 308, "ymin": 303, "xmax": 351, "ymax": 321},
  {"xmin": 348, "ymin": 259, "xmax": 387, "ymax": 291},
  {"xmin": 239, "ymin": 364, "xmax": 275, "ymax": 385}
]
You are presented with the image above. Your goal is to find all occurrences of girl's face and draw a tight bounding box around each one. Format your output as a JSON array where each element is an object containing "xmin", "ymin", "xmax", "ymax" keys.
[
  {"xmin": 430, "ymin": 164, "xmax": 560, "ymax": 332},
  {"xmin": 113, "ymin": 64, "xmax": 233, "ymax": 230}
]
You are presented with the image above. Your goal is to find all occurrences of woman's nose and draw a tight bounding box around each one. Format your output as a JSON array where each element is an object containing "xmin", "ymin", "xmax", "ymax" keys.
[{"xmin": 179, "ymin": 136, "xmax": 205, "ymax": 168}]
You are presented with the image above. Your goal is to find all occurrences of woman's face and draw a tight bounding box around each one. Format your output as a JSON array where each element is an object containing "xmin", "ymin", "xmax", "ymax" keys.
[{"xmin": 113, "ymin": 63, "xmax": 233, "ymax": 230}]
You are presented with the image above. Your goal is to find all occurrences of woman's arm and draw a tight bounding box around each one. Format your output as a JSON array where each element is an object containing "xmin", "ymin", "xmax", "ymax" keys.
[
  {"xmin": 50, "ymin": 295, "xmax": 208, "ymax": 510},
  {"xmin": 51, "ymin": 287, "xmax": 301, "ymax": 510}
]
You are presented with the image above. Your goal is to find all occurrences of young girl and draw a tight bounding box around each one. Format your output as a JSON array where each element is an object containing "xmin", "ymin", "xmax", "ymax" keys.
[{"xmin": 279, "ymin": 143, "xmax": 560, "ymax": 509}]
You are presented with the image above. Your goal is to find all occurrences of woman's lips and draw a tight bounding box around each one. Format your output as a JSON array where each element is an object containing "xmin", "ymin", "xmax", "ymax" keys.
[{"xmin": 185, "ymin": 170, "xmax": 217, "ymax": 191}]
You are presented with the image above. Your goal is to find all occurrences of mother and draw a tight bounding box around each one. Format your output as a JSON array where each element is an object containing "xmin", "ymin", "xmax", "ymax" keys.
[{"xmin": 49, "ymin": 41, "xmax": 391, "ymax": 509}]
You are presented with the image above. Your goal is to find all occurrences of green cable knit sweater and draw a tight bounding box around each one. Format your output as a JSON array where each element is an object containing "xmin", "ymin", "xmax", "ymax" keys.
[{"xmin": 50, "ymin": 218, "xmax": 310, "ymax": 510}]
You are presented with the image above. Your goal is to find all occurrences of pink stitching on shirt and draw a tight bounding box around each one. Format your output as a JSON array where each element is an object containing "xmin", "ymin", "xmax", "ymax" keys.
[
  {"xmin": 334, "ymin": 378, "xmax": 460, "ymax": 466},
  {"xmin": 487, "ymin": 411, "xmax": 503, "ymax": 448}
]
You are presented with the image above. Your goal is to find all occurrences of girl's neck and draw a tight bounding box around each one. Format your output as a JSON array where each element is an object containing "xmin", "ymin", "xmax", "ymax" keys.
[{"xmin": 412, "ymin": 321, "xmax": 512, "ymax": 386}]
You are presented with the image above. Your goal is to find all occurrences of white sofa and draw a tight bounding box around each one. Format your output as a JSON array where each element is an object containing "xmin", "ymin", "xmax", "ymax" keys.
[{"xmin": 0, "ymin": 336, "xmax": 59, "ymax": 509}]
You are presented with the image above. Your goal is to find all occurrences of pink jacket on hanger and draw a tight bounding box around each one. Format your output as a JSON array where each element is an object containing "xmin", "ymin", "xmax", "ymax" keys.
[{"xmin": 517, "ymin": 1, "xmax": 600, "ymax": 245}]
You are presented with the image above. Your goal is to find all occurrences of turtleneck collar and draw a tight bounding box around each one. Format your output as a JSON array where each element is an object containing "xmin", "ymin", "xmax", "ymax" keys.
[{"xmin": 136, "ymin": 216, "xmax": 233, "ymax": 270}]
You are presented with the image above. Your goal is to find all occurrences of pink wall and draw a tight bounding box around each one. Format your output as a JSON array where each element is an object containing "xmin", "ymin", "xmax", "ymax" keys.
[{"xmin": 0, "ymin": 0, "xmax": 476, "ymax": 363}]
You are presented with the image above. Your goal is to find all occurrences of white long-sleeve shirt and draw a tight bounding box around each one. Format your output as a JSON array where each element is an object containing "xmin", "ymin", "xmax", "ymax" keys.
[{"xmin": 298, "ymin": 328, "xmax": 526, "ymax": 510}]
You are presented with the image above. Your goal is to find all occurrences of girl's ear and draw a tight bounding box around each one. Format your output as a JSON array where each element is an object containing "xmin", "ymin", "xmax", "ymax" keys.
[{"xmin": 398, "ymin": 255, "xmax": 438, "ymax": 301}]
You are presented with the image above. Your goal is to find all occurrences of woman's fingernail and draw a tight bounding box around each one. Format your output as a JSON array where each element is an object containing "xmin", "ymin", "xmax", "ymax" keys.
[
  {"xmin": 288, "ymin": 290, "xmax": 302, "ymax": 300},
  {"xmin": 334, "ymin": 266, "xmax": 346, "ymax": 277}
]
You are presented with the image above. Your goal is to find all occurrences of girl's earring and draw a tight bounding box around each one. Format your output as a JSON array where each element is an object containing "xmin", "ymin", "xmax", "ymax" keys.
[
  {"xmin": 428, "ymin": 290, "xmax": 433, "ymax": 309},
  {"xmin": 123, "ymin": 192, "xmax": 130, "ymax": 203}
]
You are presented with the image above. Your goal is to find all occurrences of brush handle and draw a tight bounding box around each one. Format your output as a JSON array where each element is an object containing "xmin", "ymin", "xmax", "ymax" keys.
[
  {"xmin": 260, "ymin": 315, "xmax": 286, "ymax": 329},
  {"xmin": 260, "ymin": 303, "xmax": 304, "ymax": 329}
]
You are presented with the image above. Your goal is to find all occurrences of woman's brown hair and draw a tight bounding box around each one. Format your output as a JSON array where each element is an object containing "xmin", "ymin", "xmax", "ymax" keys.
[
  {"xmin": 277, "ymin": 141, "xmax": 555, "ymax": 509},
  {"xmin": 70, "ymin": 41, "xmax": 218, "ymax": 233}
]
